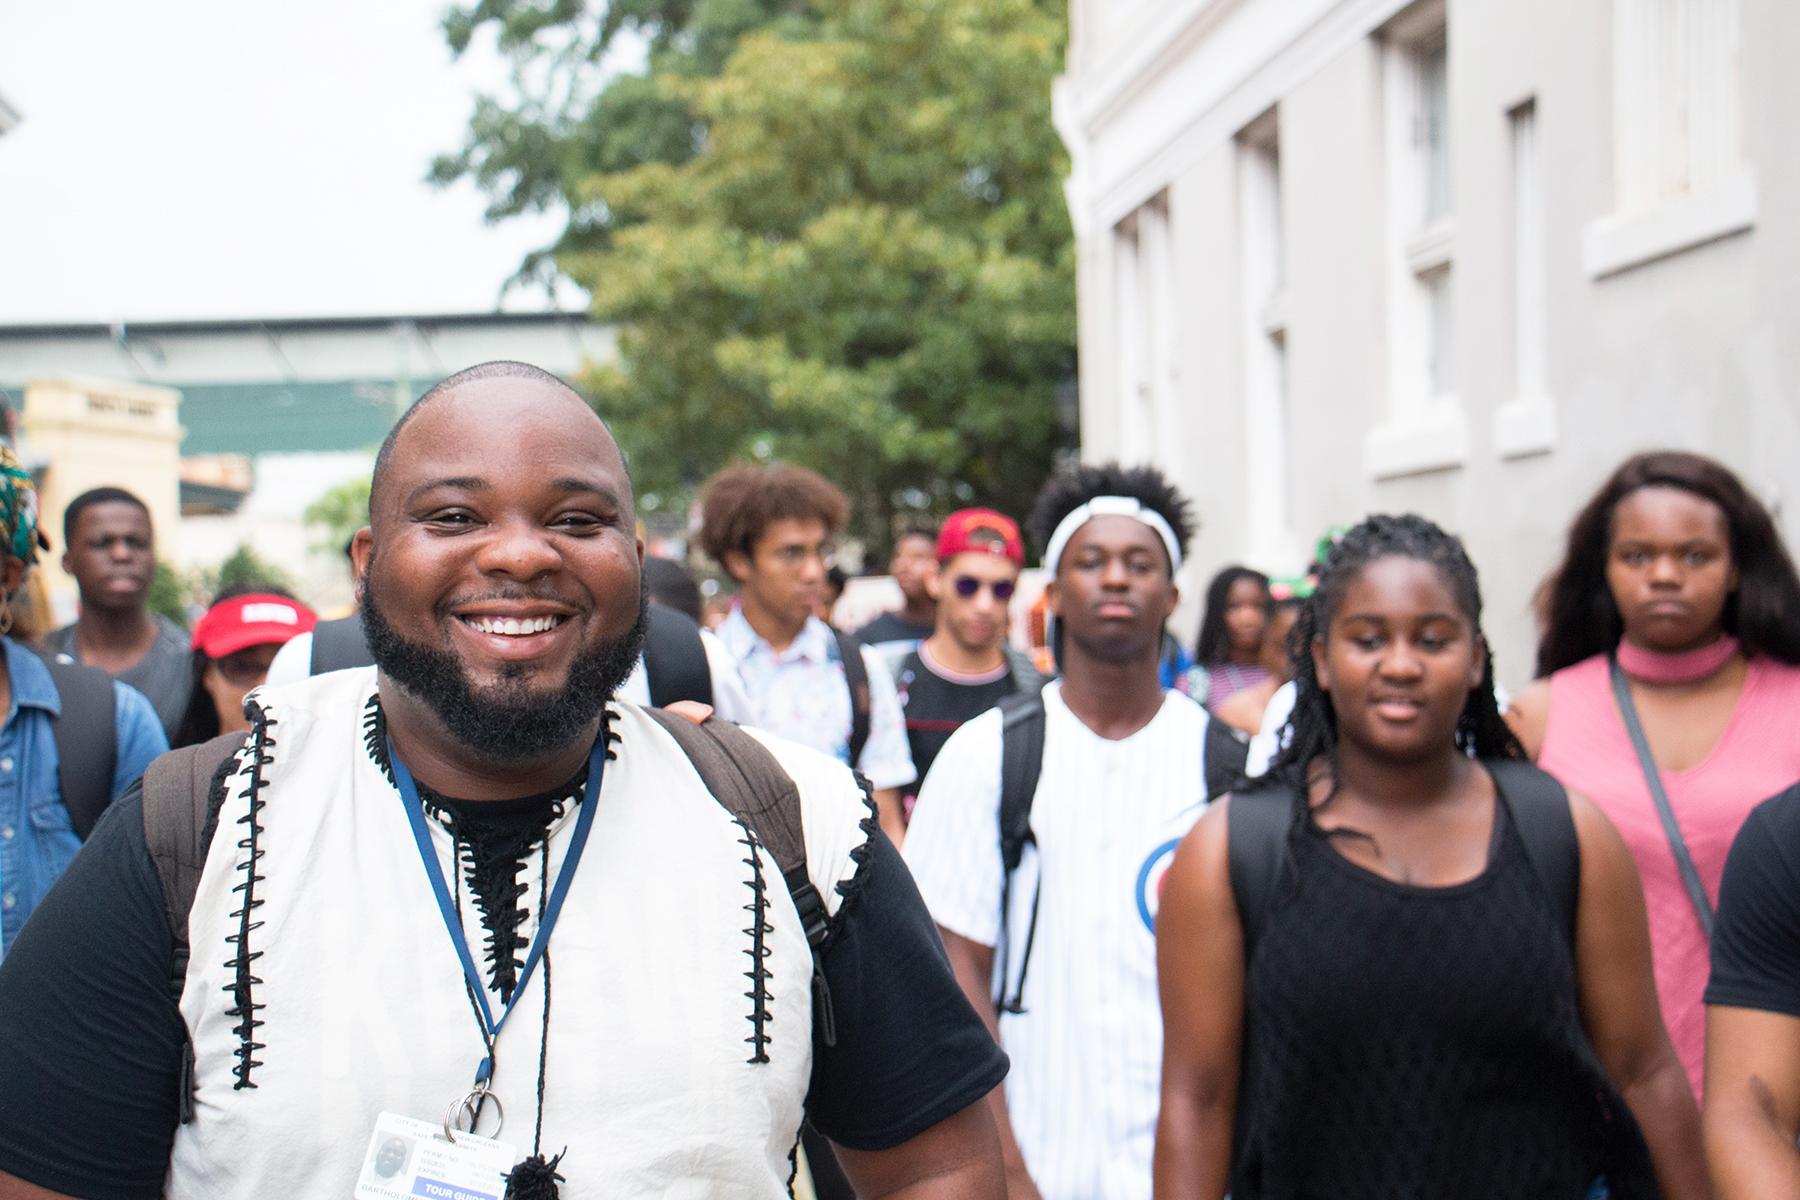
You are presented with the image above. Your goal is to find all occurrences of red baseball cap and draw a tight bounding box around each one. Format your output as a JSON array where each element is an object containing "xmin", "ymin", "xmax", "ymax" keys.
[
  {"xmin": 191, "ymin": 593, "xmax": 318, "ymax": 658},
  {"xmin": 936, "ymin": 508, "xmax": 1024, "ymax": 567}
]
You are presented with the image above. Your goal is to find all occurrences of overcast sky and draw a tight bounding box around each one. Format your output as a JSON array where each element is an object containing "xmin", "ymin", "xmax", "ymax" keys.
[{"xmin": 0, "ymin": 0, "xmax": 591, "ymax": 323}]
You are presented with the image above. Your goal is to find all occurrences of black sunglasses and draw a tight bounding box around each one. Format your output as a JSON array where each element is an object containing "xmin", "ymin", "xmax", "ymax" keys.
[{"xmin": 951, "ymin": 575, "xmax": 1016, "ymax": 601}]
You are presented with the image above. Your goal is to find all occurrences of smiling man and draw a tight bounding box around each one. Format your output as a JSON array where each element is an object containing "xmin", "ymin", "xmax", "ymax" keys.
[
  {"xmin": 47, "ymin": 487, "xmax": 191, "ymax": 739},
  {"xmin": 903, "ymin": 463, "xmax": 1239, "ymax": 1200},
  {"xmin": 0, "ymin": 362, "xmax": 1006, "ymax": 1200}
]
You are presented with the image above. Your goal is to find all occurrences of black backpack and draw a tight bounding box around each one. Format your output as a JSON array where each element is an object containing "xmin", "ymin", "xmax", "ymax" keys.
[
  {"xmin": 309, "ymin": 605, "xmax": 715, "ymax": 709},
  {"xmin": 991, "ymin": 688, "xmax": 1249, "ymax": 1013},
  {"xmin": 1225, "ymin": 758, "xmax": 1580, "ymax": 960},
  {"xmin": 34, "ymin": 649, "xmax": 119, "ymax": 840},
  {"xmin": 828, "ymin": 628, "xmax": 871, "ymax": 767}
]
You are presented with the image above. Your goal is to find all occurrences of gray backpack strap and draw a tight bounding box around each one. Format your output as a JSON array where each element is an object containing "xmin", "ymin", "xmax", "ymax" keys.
[
  {"xmin": 1003, "ymin": 644, "xmax": 1050, "ymax": 696},
  {"xmin": 1226, "ymin": 783, "xmax": 1298, "ymax": 961},
  {"xmin": 644, "ymin": 709, "xmax": 838, "ymax": 1046},
  {"xmin": 143, "ymin": 733, "xmax": 248, "ymax": 998},
  {"xmin": 1486, "ymin": 758, "xmax": 1581, "ymax": 952},
  {"xmin": 308, "ymin": 612, "xmax": 373, "ymax": 675}
]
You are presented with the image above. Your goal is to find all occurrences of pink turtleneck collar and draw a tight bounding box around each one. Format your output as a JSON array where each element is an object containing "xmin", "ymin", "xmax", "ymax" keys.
[{"xmin": 1616, "ymin": 634, "xmax": 1741, "ymax": 684}]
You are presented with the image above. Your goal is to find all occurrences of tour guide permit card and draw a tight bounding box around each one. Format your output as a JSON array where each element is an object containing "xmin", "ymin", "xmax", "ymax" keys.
[{"xmin": 355, "ymin": 1112, "xmax": 518, "ymax": 1200}]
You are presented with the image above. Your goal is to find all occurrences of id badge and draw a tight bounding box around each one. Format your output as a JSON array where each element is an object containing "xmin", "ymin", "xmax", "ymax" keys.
[{"xmin": 354, "ymin": 1112, "xmax": 518, "ymax": 1200}]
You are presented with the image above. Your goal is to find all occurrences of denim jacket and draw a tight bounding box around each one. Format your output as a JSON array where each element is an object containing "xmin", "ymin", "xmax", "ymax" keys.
[{"xmin": 0, "ymin": 638, "xmax": 168, "ymax": 954}]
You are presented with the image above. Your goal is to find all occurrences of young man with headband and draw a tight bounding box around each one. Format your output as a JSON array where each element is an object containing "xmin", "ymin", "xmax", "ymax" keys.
[
  {"xmin": 903, "ymin": 463, "xmax": 1237, "ymax": 1199},
  {"xmin": 893, "ymin": 509, "xmax": 1043, "ymax": 813}
]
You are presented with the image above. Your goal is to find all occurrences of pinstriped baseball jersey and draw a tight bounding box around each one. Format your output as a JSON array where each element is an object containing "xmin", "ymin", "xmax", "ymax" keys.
[{"xmin": 902, "ymin": 680, "xmax": 1215, "ymax": 1199}]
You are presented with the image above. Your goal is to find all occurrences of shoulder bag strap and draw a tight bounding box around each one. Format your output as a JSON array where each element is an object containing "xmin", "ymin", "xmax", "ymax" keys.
[
  {"xmin": 1608, "ymin": 656, "xmax": 1715, "ymax": 937},
  {"xmin": 994, "ymin": 690, "xmax": 1046, "ymax": 1013},
  {"xmin": 830, "ymin": 629, "xmax": 871, "ymax": 766},
  {"xmin": 308, "ymin": 612, "xmax": 373, "ymax": 675},
  {"xmin": 1486, "ymin": 759, "xmax": 1580, "ymax": 951},
  {"xmin": 642, "ymin": 605, "xmax": 714, "ymax": 709},
  {"xmin": 1203, "ymin": 715, "xmax": 1250, "ymax": 801},
  {"xmin": 35, "ymin": 651, "xmax": 117, "ymax": 838},
  {"xmin": 1226, "ymin": 783, "xmax": 1295, "ymax": 962}
]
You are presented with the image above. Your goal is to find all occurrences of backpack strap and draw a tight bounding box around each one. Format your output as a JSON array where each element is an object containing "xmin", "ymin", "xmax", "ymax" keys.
[
  {"xmin": 642, "ymin": 604, "xmax": 714, "ymax": 709},
  {"xmin": 994, "ymin": 690, "xmax": 1046, "ymax": 1013},
  {"xmin": 1487, "ymin": 758, "xmax": 1580, "ymax": 952},
  {"xmin": 1226, "ymin": 782, "xmax": 1297, "ymax": 962},
  {"xmin": 1002, "ymin": 644, "xmax": 1050, "ymax": 696},
  {"xmin": 830, "ymin": 629, "xmax": 871, "ymax": 767},
  {"xmin": 308, "ymin": 612, "xmax": 373, "ymax": 675},
  {"xmin": 142, "ymin": 731, "xmax": 248, "ymax": 1126},
  {"xmin": 35, "ymin": 650, "xmax": 118, "ymax": 839},
  {"xmin": 643, "ymin": 707, "xmax": 838, "ymax": 1046},
  {"xmin": 143, "ymin": 733, "xmax": 248, "ymax": 998},
  {"xmin": 1203, "ymin": 715, "xmax": 1250, "ymax": 800}
]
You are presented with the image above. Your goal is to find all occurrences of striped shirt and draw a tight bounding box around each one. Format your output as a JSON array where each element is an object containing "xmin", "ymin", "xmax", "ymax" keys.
[{"xmin": 903, "ymin": 681, "xmax": 1215, "ymax": 1199}]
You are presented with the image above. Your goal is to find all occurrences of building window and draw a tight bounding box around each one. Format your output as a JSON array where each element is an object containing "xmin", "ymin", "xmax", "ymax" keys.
[
  {"xmin": 1495, "ymin": 98, "xmax": 1557, "ymax": 458},
  {"xmin": 1366, "ymin": 0, "xmax": 1468, "ymax": 479},
  {"xmin": 1238, "ymin": 109, "xmax": 1294, "ymax": 566},
  {"xmin": 1585, "ymin": 0, "xmax": 1754, "ymax": 278},
  {"xmin": 1113, "ymin": 196, "xmax": 1174, "ymax": 464}
]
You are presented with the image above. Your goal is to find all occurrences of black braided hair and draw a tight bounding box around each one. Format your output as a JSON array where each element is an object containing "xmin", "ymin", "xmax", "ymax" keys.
[{"xmin": 1262, "ymin": 513, "xmax": 1524, "ymax": 797}]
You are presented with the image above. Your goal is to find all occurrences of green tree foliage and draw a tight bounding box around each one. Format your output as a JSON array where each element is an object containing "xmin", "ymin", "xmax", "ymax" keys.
[
  {"xmin": 213, "ymin": 545, "xmax": 294, "ymax": 598},
  {"xmin": 146, "ymin": 560, "xmax": 188, "ymax": 627},
  {"xmin": 303, "ymin": 477, "xmax": 372, "ymax": 556},
  {"xmin": 437, "ymin": 0, "xmax": 1075, "ymax": 547}
]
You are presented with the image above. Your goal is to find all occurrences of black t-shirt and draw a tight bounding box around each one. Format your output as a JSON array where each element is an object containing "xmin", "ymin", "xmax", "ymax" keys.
[
  {"xmin": 0, "ymin": 786, "xmax": 1007, "ymax": 1198},
  {"xmin": 853, "ymin": 612, "xmax": 935, "ymax": 648},
  {"xmin": 1706, "ymin": 782, "xmax": 1800, "ymax": 1017},
  {"xmin": 895, "ymin": 648, "xmax": 1020, "ymax": 793}
]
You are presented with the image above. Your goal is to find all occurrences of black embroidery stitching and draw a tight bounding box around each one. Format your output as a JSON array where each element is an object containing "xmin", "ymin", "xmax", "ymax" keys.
[
  {"xmin": 222, "ymin": 700, "xmax": 276, "ymax": 1089},
  {"xmin": 738, "ymin": 816, "xmax": 775, "ymax": 1064},
  {"xmin": 821, "ymin": 768, "xmax": 880, "ymax": 950},
  {"xmin": 363, "ymin": 693, "xmax": 392, "ymax": 785}
]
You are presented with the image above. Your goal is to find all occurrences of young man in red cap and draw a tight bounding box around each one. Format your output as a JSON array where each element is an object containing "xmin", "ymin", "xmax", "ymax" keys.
[{"xmin": 893, "ymin": 510, "xmax": 1044, "ymax": 814}]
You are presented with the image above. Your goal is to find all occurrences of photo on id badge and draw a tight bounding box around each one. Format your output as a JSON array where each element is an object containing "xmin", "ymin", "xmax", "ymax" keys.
[{"xmin": 355, "ymin": 1112, "xmax": 517, "ymax": 1200}]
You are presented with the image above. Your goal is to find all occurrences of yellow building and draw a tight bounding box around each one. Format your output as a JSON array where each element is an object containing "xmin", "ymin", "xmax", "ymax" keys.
[{"xmin": 20, "ymin": 377, "xmax": 182, "ymax": 621}]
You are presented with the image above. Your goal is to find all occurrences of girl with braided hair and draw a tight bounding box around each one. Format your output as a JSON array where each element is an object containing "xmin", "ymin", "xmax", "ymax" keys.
[{"xmin": 1153, "ymin": 513, "xmax": 1706, "ymax": 1200}]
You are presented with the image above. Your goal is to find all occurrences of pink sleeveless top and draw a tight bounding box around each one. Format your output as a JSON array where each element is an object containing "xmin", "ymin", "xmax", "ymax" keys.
[{"xmin": 1538, "ymin": 653, "xmax": 1800, "ymax": 1096}]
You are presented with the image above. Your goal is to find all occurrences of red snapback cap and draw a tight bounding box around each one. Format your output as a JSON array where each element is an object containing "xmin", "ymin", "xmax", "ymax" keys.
[
  {"xmin": 191, "ymin": 593, "xmax": 319, "ymax": 658},
  {"xmin": 936, "ymin": 508, "xmax": 1024, "ymax": 566}
]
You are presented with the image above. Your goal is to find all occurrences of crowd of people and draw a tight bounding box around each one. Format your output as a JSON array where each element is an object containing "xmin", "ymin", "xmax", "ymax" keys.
[{"xmin": 0, "ymin": 361, "xmax": 1794, "ymax": 1199}]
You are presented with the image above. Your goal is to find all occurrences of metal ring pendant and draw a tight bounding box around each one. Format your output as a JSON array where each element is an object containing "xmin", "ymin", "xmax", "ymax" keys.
[{"xmin": 443, "ymin": 1087, "xmax": 505, "ymax": 1143}]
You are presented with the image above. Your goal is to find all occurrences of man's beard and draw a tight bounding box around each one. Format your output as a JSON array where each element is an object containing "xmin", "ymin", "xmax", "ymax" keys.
[{"xmin": 362, "ymin": 568, "xmax": 649, "ymax": 765}]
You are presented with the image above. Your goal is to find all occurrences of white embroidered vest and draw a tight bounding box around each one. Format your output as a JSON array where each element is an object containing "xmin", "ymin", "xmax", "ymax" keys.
[{"xmin": 165, "ymin": 668, "xmax": 872, "ymax": 1198}]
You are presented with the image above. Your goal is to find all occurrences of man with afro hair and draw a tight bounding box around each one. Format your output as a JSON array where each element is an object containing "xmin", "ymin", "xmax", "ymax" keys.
[
  {"xmin": 698, "ymin": 463, "xmax": 915, "ymax": 845},
  {"xmin": 904, "ymin": 462, "xmax": 1238, "ymax": 1199}
]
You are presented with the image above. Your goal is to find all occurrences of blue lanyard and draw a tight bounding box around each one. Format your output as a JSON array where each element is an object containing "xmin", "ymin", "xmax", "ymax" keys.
[{"xmin": 388, "ymin": 735, "xmax": 605, "ymax": 1088}]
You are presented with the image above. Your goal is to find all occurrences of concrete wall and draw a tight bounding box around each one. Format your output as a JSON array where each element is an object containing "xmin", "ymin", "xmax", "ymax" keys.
[{"xmin": 1058, "ymin": 0, "xmax": 1800, "ymax": 688}]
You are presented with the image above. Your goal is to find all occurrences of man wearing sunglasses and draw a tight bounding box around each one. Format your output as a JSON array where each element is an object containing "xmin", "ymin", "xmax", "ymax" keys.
[{"xmin": 894, "ymin": 510, "xmax": 1044, "ymax": 818}]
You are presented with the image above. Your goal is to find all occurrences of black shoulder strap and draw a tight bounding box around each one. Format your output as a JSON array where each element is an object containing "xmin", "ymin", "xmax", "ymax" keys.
[
  {"xmin": 993, "ymin": 690, "xmax": 1046, "ymax": 1013},
  {"xmin": 997, "ymin": 690, "xmax": 1046, "ymax": 873},
  {"xmin": 1203, "ymin": 715, "xmax": 1250, "ymax": 800},
  {"xmin": 831, "ymin": 629, "xmax": 871, "ymax": 767},
  {"xmin": 1487, "ymin": 758, "xmax": 1581, "ymax": 952},
  {"xmin": 36, "ymin": 650, "xmax": 118, "ymax": 839},
  {"xmin": 142, "ymin": 733, "xmax": 248, "ymax": 1003},
  {"xmin": 308, "ymin": 611, "xmax": 373, "ymax": 675},
  {"xmin": 642, "ymin": 604, "xmax": 714, "ymax": 709},
  {"xmin": 1227, "ymin": 783, "xmax": 1297, "ymax": 961}
]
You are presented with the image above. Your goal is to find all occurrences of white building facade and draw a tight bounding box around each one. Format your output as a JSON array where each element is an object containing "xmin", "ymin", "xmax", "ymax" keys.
[{"xmin": 1056, "ymin": 0, "xmax": 1800, "ymax": 685}]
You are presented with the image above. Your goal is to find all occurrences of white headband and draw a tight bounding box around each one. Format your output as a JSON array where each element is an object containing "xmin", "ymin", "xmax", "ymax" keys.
[{"xmin": 1042, "ymin": 495, "xmax": 1183, "ymax": 577}]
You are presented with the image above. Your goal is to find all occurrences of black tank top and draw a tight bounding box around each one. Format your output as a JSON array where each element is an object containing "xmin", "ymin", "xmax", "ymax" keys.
[{"xmin": 1232, "ymin": 781, "xmax": 1659, "ymax": 1200}]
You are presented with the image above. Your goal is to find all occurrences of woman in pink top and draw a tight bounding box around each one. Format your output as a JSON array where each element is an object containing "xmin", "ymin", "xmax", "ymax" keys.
[{"xmin": 1509, "ymin": 451, "xmax": 1800, "ymax": 1097}]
